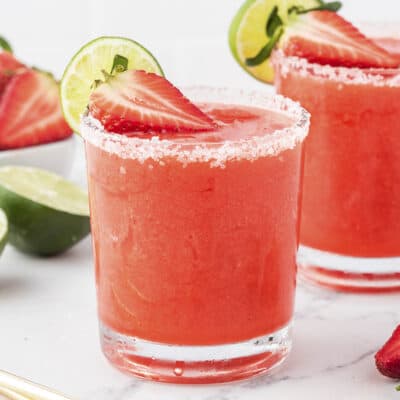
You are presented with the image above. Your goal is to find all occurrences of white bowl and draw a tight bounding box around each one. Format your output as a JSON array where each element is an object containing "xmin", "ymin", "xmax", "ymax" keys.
[{"xmin": 0, "ymin": 135, "xmax": 78, "ymax": 178}]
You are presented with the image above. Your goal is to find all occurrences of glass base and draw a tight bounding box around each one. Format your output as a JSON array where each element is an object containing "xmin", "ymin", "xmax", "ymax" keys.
[
  {"xmin": 100, "ymin": 322, "xmax": 292, "ymax": 383},
  {"xmin": 298, "ymin": 245, "xmax": 400, "ymax": 293}
]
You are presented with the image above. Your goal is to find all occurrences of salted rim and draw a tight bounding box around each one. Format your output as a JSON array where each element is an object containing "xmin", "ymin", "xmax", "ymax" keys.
[
  {"xmin": 81, "ymin": 87, "xmax": 310, "ymax": 168},
  {"xmin": 272, "ymin": 21, "xmax": 400, "ymax": 88},
  {"xmin": 272, "ymin": 49, "xmax": 400, "ymax": 88}
]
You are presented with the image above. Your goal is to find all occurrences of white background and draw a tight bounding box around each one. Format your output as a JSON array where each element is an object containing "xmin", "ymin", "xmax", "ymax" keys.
[{"xmin": 2, "ymin": 0, "xmax": 400, "ymax": 89}]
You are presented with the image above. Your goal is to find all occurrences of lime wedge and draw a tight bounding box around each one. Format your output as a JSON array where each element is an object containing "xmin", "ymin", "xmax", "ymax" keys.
[
  {"xmin": 0, "ymin": 208, "xmax": 8, "ymax": 255},
  {"xmin": 60, "ymin": 36, "xmax": 164, "ymax": 134},
  {"xmin": 0, "ymin": 166, "xmax": 90, "ymax": 256},
  {"xmin": 229, "ymin": 0, "xmax": 320, "ymax": 83}
]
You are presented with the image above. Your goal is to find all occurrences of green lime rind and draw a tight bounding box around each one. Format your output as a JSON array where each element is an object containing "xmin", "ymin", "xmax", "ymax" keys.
[
  {"xmin": 0, "ymin": 208, "xmax": 8, "ymax": 255},
  {"xmin": 228, "ymin": 0, "xmax": 257, "ymax": 69},
  {"xmin": 0, "ymin": 166, "xmax": 90, "ymax": 256},
  {"xmin": 61, "ymin": 36, "xmax": 164, "ymax": 135}
]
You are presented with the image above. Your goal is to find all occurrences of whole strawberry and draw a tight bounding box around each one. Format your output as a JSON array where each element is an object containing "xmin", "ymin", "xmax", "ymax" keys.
[{"xmin": 375, "ymin": 324, "xmax": 400, "ymax": 379}]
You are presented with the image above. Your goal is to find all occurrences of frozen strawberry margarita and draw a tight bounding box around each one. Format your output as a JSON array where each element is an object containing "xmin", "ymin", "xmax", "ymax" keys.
[
  {"xmin": 231, "ymin": 0, "xmax": 400, "ymax": 292},
  {"xmin": 80, "ymin": 65, "xmax": 309, "ymax": 381},
  {"xmin": 271, "ymin": 13, "xmax": 400, "ymax": 291}
]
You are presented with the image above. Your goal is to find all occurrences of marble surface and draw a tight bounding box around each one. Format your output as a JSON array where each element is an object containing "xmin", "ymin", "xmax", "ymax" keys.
[
  {"xmin": 1, "ymin": 237, "xmax": 400, "ymax": 400},
  {"xmin": 0, "ymin": 152, "xmax": 399, "ymax": 400}
]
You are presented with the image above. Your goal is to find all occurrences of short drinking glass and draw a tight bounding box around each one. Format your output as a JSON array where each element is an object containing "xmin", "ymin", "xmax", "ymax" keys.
[
  {"xmin": 273, "ymin": 27, "xmax": 400, "ymax": 292},
  {"xmin": 82, "ymin": 87, "xmax": 309, "ymax": 383}
]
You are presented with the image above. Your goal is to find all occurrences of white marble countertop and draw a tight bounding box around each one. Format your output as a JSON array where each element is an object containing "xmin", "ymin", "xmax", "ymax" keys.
[
  {"xmin": 0, "ymin": 150, "xmax": 399, "ymax": 400},
  {"xmin": 1, "ymin": 237, "xmax": 399, "ymax": 400}
]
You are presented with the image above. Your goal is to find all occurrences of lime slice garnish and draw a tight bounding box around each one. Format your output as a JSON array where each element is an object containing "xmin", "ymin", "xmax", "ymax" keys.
[
  {"xmin": 60, "ymin": 36, "xmax": 164, "ymax": 134},
  {"xmin": 0, "ymin": 208, "xmax": 8, "ymax": 255},
  {"xmin": 0, "ymin": 166, "xmax": 90, "ymax": 256},
  {"xmin": 229, "ymin": 0, "xmax": 320, "ymax": 83}
]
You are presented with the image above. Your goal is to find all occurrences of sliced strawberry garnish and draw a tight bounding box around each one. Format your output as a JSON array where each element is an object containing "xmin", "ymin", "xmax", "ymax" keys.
[
  {"xmin": 281, "ymin": 11, "xmax": 399, "ymax": 68},
  {"xmin": 375, "ymin": 324, "xmax": 400, "ymax": 379},
  {"xmin": 89, "ymin": 70, "xmax": 215, "ymax": 134},
  {"xmin": 0, "ymin": 69, "xmax": 72, "ymax": 150},
  {"xmin": 246, "ymin": 3, "xmax": 399, "ymax": 71}
]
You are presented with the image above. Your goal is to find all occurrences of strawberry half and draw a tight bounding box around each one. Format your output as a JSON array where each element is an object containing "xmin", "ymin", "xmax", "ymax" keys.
[
  {"xmin": 375, "ymin": 324, "xmax": 400, "ymax": 379},
  {"xmin": 0, "ymin": 69, "xmax": 72, "ymax": 150},
  {"xmin": 245, "ymin": 2, "xmax": 399, "ymax": 70},
  {"xmin": 89, "ymin": 70, "xmax": 215, "ymax": 134},
  {"xmin": 282, "ymin": 10, "xmax": 399, "ymax": 68}
]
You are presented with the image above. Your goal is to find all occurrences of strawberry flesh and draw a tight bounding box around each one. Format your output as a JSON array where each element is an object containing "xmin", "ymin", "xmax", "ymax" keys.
[
  {"xmin": 375, "ymin": 325, "xmax": 400, "ymax": 379},
  {"xmin": 0, "ymin": 51, "xmax": 25, "ymax": 72},
  {"xmin": 89, "ymin": 70, "xmax": 215, "ymax": 135},
  {"xmin": 0, "ymin": 72, "xmax": 13, "ymax": 99},
  {"xmin": 281, "ymin": 11, "xmax": 399, "ymax": 69},
  {"xmin": 0, "ymin": 51, "xmax": 27, "ymax": 100},
  {"xmin": 0, "ymin": 69, "xmax": 72, "ymax": 150}
]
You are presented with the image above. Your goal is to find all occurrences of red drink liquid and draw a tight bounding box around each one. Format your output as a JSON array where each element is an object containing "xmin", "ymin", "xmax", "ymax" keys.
[
  {"xmin": 273, "ymin": 35, "xmax": 400, "ymax": 292},
  {"xmin": 82, "ymin": 88, "xmax": 309, "ymax": 382}
]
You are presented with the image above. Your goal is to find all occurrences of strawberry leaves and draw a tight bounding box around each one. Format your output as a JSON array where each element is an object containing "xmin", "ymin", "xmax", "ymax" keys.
[
  {"xmin": 290, "ymin": 1, "xmax": 342, "ymax": 14},
  {"xmin": 92, "ymin": 54, "xmax": 129, "ymax": 90},
  {"xmin": 110, "ymin": 54, "xmax": 129, "ymax": 74},
  {"xmin": 0, "ymin": 36, "xmax": 12, "ymax": 53},
  {"xmin": 246, "ymin": 6, "xmax": 284, "ymax": 66},
  {"xmin": 266, "ymin": 6, "xmax": 283, "ymax": 37},
  {"xmin": 246, "ymin": 28, "xmax": 283, "ymax": 66}
]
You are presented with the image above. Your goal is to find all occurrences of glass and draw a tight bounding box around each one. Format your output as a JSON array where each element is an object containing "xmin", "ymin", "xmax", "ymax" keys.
[
  {"xmin": 273, "ymin": 26, "xmax": 400, "ymax": 292},
  {"xmin": 82, "ymin": 87, "xmax": 309, "ymax": 383}
]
